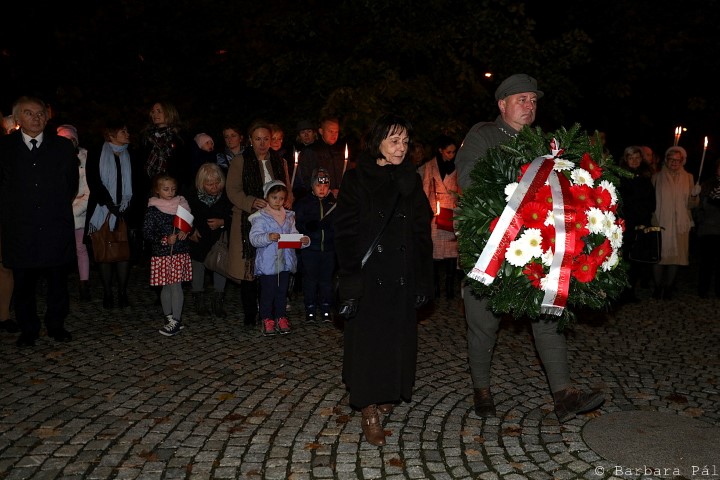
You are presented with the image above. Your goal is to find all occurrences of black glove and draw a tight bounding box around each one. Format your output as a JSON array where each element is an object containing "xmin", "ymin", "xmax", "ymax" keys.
[
  {"xmin": 338, "ymin": 298, "xmax": 358, "ymax": 319},
  {"xmin": 414, "ymin": 295, "xmax": 429, "ymax": 309},
  {"xmin": 305, "ymin": 220, "xmax": 319, "ymax": 232}
]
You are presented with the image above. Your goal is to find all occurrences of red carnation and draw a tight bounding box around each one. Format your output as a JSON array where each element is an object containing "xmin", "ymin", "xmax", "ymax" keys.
[
  {"xmin": 580, "ymin": 153, "xmax": 603, "ymax": 180},
  {"xmin": 570, "ymin": 185, "xmax": 594, "ymax": 209},
  {"xmin": 569, "ymin": 210, "xmax": 590, "ymax": 238},
  {"xmin": 591, "ymin": 239, "xmax": 612, "ymax": 262},
  {"xmin": 591, "ymin": 187, "xmax": 612, "ymax": 210},
  {"xmin": 541, "ymin": 224, "xmax": 555, "ymax": 252},
  {"xmin": 534, "ymin": 185, "xmax": 553, "ymax": 208},
  {"xmin": 572, "ymin": 254, "xmax": 599, "ymax": 283},
  {"xmin": 520, "ymin": 202, "xmax": 548, "ymax": 229},
  {"xmin": 523, "ymin": 262, "xmax": 545, "ymax": 289}
]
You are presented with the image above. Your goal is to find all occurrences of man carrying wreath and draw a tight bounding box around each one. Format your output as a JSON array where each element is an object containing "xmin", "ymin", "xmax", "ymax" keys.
[{"xmin": 455, "ymin": 74, "xmax": 604, "ymax": 422}]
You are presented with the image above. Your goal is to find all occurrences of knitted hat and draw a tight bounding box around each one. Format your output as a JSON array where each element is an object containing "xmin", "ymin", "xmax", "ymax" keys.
[
  {"xmin": 296, "ymin": 119, "xmax": 315, "ymax": 132},
  {"xmin": 311, "ymin": 167, "xmax": 330, "ymax": 185},
  {"xmin": 263, "ymin": 179, "xmax": 286, "ymax": 198},
  {"xmin": 194, "ymin": 133, "xmax": 214, "ymax": 149},
  {"xmin": 56, "ymin": 124, "xmax": 79, "ymax": 143},
  {"xmin": 494, "ymin": 74, "xmax": 544, "ymax": 101}
]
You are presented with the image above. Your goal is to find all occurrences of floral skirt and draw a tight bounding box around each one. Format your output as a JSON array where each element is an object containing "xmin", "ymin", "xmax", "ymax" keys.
[{"xmin": 150, "ymin": 253, "xmax": 193, "ymax": 286}]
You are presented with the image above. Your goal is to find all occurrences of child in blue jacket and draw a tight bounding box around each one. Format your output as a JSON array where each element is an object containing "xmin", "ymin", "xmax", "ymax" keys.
[{"xmin": 249, "ymin": 180, "xmax": 310, "ymax": 336}]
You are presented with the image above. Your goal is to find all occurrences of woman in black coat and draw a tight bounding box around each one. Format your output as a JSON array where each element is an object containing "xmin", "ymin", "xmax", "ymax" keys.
[
  {"xmin": 334, "ymin": 113, "xmax": 433, "ymax": 446},
  {"xmin": 618, "ymin": 145, "xmax": 656, "ymax": 301},
  {"xmin": 187, "ymin": 163, "xmax": 232, "ymax": 317}
]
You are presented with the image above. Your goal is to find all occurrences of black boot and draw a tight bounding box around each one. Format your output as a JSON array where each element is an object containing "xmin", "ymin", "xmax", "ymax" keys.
[
  {"xmin": 79, "ymin": 281, "xmax": 91, "ymax": 302},
  {"xmin": 433, "ymin": 261, "xmax": 442, "ymax": 298},
  {"xmin": 193, "ymin": 292, "xmax": 209, "ymax": 316},
  {"xmin": 241, "ymin": 280, "xmax": 258, "ymax": 325},
  {"xmin": 211, "ymin": 291, "xmax": 226, "ymax": 318},
  {"xmin": 445, "ymin": 258, "xmax": 456, "ymax": 299}
]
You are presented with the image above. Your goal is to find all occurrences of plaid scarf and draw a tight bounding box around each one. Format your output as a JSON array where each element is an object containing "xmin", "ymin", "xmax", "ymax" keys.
[
  {"xmin": 144, "ymin": 126, "xmax": 178, "ymax": 178},
  {"xmin": 241, "ymin": 148, "xmax": 286, "ymax": 258}
]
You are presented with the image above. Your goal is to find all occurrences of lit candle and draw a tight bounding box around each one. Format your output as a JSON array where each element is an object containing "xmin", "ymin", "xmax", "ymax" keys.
[
  {"xmin": 290, "ymin": 150, "xmax": 299, "ymax": 188},
  {"xmin": 698, "ymin": 136, "xmax": 709, "ymax": 181},
  {"xmin": 674, "ymin": 126, "xmax": 682, "ymax": 146},
  {"xmin": 436, "ymin": 200, "xmax": 440, "ymax": 216},
  {"xmin": 342, "ymin": 144, "xmax": 348, "ymax": 176}
]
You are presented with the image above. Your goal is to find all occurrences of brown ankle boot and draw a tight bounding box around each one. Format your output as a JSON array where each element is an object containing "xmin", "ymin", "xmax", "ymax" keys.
[
  {"xmin": 553, "ymin": 387, "xmax": 604, "ymax": 422},
  {"xmin": 377, "ymin": 403, "xmax": 394, "ymax": 414},
  {"xmin": 473, "ymin": 387, "xmax": 496, "ymax": 417},
  {"xmin": 361, "ymin": 404, "xmax": 386, "ymax": 446}
]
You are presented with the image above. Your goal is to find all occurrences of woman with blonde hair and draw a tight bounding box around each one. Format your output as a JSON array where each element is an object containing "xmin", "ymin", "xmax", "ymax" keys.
[{"xmin": 187, "ymin": 163, "xmax": 233, "ymax": 316}]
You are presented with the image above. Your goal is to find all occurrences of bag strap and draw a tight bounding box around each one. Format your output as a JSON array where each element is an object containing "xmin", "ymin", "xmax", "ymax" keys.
[{"xmin": 361, "ymin": 192, "xmax": 401, "ymax": 268}]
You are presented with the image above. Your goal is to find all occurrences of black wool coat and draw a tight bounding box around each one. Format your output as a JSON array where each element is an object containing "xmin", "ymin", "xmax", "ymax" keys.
[
  {"xmin": 0, "ymin": 130, "xmax": 78, "ymax": 268},
  {"xmin": 187, "ymin": 190, "xmax": 233, "ymax": 262},
  {"xmin": 334, "ymin": 151, "xmax": 433, "ymax": 409}
]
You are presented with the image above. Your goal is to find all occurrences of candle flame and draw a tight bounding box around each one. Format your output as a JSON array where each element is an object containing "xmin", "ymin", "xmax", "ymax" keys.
[
  {"xmin": 294, "ymin": 151, "xmax": 299, "ymax": 164},
  {"xmin": 436, "ymin": 201, "xmax": 440, "ymax": 216},
  {"xmin": 704, "ymin": 136, "xmax": 709, "ymax": 148},
  {"xmin": 344, "ymin": 144, "xmax": 348, "ymax": 160}
]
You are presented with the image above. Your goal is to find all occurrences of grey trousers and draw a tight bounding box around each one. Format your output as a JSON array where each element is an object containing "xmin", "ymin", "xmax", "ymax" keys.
[{"xmin": 463, "ymin": 283, "xmax": 570, "ymax": 393}]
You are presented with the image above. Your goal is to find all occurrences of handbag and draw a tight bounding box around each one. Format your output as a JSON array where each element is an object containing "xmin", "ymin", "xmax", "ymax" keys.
[
  {"xmin": 629, "ymin": 226, "xmax": 663, "ymax": 263},
  {"xmin": 436, "ymin": 207, "xmax": 454, "ymax": 232},
  {"xmin": 204, "ymin": 231, "xmax": 229, "ymax": 277},
  {"xmin": 90, "ymin": 214, "xmax": 130, "ymax": 263}
]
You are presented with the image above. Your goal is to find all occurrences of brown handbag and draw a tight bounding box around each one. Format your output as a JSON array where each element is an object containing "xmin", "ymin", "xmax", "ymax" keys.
[{"xmin": 90, "ymin": 214, "xmax": 130, "ymax": 263}]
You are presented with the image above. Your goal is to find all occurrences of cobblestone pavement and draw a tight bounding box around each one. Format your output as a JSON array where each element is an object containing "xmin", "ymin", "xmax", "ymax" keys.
[{"xmin": 0, "ymin": 264, "xmax": 718, "ymax": 480}]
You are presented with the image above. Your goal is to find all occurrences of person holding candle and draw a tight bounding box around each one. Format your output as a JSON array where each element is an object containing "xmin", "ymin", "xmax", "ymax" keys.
[
  {"xmin": 421, "ymin": 134, "xmax": 461, "ymax": 299},
  {"xmin": 301, "ymin": 117, "xmax": 346, "ymax": 197},
  {"xmin": 650, "ymin": 146, "xmax": 701, "ymax": 300}
]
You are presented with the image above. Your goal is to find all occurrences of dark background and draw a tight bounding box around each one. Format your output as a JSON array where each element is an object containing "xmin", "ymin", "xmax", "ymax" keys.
[{"xmin": 2, "ymin": 0, "xmax": 718, "ymax": 178}]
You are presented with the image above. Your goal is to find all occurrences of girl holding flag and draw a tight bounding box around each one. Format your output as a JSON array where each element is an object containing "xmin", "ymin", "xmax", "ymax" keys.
[{"xmin": 143, "ymin": 174, "xmax": 194, "ymax": 336}]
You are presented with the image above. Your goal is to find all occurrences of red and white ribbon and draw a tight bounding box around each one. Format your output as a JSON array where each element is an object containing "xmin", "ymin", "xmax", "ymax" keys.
[{"xmin": 468, "ymin": 141, "xmax": 575, "ymax": 315}]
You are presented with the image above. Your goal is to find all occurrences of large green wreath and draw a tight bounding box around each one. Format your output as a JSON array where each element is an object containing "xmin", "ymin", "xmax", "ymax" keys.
[{"xmin": 456, "ymin": 124, "xmax": 629, "ymax": 329}]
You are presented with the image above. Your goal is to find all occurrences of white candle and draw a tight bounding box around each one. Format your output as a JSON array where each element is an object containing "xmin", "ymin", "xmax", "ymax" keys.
[
  {"xmin": 674, "ymin": 126, "xmax": 682, "ymax": 146},
  {"xmin": 342, "ymin": 144, "xmax": 349, "ymax": 176},
  {"xmin": 290, "ymin": 150, "xmax": 299, "ymax": 188},
  {"xmin": 436, "ymin": 200, "xmax": 440, "ymax": 216},
  {"xmin": 698, "ymin": 136, "xmax": 709, "ymax": 181}
]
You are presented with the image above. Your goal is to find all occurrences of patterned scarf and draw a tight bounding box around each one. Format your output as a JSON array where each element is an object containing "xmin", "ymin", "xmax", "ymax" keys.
[
  {"xmin": 241, "ymin": 148, "xmax": 285, "ymax": 258},
  {"xmin": 198, "ymin": 190, "xmax": 220, "ymax": 207},
  {"xmin": 145, "ymin": 126, "xmax": 178, "ymax": 178}
]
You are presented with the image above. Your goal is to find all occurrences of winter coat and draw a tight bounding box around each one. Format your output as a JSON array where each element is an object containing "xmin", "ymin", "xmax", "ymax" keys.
[
  {"xmin": 187, "ymin": 190, "xmax": 233, "ymax": 262},
  {"xmin": 334, "ymin": 150, "xmax": 433, "ymax": 409},
  {"xmin": 143, "ymin": 206, "xmax": 191, "ymax": 257},
  {"xmin": 421, "ymin": 156, "xmax": 461, "ymax": 259},
  {"xmin": 225, "ymin": 149, "xmax": 288, "ymax": 281},
  {"xmin": 248, "ymin": 208, "xmax": 307, "ymax": 275},
  {"xmin": 72, "ymin": 147, "xmax": 90, "ymax": 229},
  {"xmin": 0, "ymin": 130, "xmax": 78, "ymax": 269},
  {"xmin": 294, "ymin": 192, "xmax": 336, "ymax": 252}
]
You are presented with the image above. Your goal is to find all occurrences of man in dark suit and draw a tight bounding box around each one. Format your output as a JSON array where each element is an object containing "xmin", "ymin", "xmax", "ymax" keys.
[{"xmin": 0, "ymin": 96, "xmax": 79, "ymax": 347}]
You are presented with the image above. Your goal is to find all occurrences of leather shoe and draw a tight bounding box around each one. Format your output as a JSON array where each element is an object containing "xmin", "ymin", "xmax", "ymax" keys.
[
  {"xmin": 473, "ymin": 387, "xmax": 496, "ymax": 417},
  {"xmin": 377, "ymin": 403, "xmax": 394, "ymax": 415},
  {"xmin": 360, "ymin": 404, "xmax": 386, "ymax": 446},
  {"xmin": 553, "ymin": 387, "xmax": 604, "ymax": 422},
  {"xmin": 16, "ymin": 333, "xmax": 38, "ymax": 348},
  {"xmin": 49, "ymin": 328, "xmax": 73, "ymax": 343},
  {"xmin": 0, "ymin": 319, "xmax": 19, "ymax": 333}
]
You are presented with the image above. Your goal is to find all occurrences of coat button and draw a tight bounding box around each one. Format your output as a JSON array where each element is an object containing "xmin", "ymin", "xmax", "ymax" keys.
[
  {"xmin": 376, "ymin": 278, "xmax": 383, "ymax": 285},
  {"xmin": 399, "ymin": 276, "xmax": 406, "ymax": 286},
  {"xmin": 377, "ymin": 244, "xmax": 383, "ymax": 253}
]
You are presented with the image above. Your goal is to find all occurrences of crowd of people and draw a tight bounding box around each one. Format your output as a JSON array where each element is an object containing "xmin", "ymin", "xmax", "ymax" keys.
[{"xmin": 0, "ymin": 79, "xmax": 717, "ymax": 446}]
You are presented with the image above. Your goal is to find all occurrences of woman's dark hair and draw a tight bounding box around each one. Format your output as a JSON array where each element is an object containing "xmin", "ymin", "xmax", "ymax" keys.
[
  {"xmin": 103, "ymin": 120, "xmax": 127, "ymax": 142},
  {"xmin": 364, "ymin": 113, "xmax": 414, "ymax": 161},
  {"xmin": 433, "ymin": 134, "xmax": 457, "ymax": 158}
]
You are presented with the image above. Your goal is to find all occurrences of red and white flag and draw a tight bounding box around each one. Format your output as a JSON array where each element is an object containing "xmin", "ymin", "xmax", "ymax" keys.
[{"xmin": 173, "ymin": 205, "xmax": 194, "ymax": 233}]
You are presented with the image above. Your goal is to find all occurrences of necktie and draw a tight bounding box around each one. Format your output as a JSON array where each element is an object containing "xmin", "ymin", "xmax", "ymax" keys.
[{"xmin": 30, "ymin": 139, "xmax": 38, "ymax": 152}]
